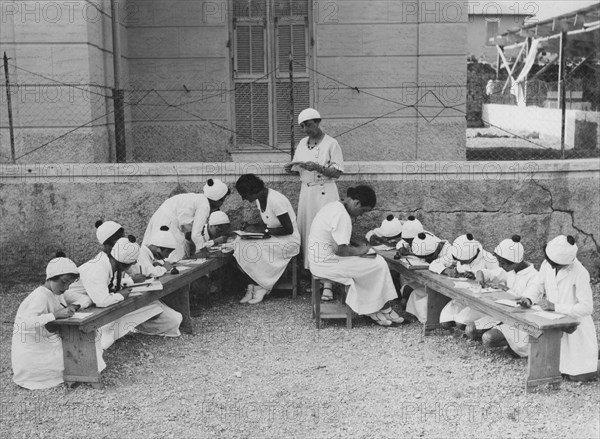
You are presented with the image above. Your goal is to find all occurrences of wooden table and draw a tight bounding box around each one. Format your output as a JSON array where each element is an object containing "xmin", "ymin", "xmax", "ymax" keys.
[
  {"xmin": 49, "ymin": 252, "xmax": 232, "ymax": 388},
  {"xmin": 378, "ymin": 250, "xmax": 579, "ymax": 391}
]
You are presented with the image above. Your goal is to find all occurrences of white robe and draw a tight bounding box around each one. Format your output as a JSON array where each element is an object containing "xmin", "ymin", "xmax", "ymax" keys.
[
  {"xmin": 234, "ymin": 189, "xmax": 300, "ymax": 290},
  {"xmin": 11, "ymin": 286, "xmax": 106, "ymax": 390},
  {"xmin": 308, "ymin": 201, "xmax": 397, "ymax": 315},
  {"xmin": 523, "ymin": 259, "xmax": 598, "ymax": 375},
  {"xmin": 143, "ymin": 193, "xmax": 211, "ymax": 262},
  {"xmin": 64, "ymin": 252, "xmax": 181, "ymax": 350},
  {"xmin": 291, "ymin": 134, "xmax": 343, "ymax": 269}
]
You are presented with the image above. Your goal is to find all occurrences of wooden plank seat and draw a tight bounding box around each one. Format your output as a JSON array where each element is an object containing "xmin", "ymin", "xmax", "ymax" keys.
[
  {"xmin": 311, "ymin": 275, "xmax": 352, "ymax": 329},
  {"xmin": 377, "ymin": 250, "xmax": 580, "ymax": 392}
]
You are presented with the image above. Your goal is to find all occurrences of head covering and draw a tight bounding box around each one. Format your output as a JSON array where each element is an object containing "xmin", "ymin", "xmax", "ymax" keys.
[
  {"xmin": 401, "ymin": 216, "xmax": 424, "ymax": 240},
  {"xmin": 494, "ymin": 235, "xmax": 524, "ymax": 263},
  {"xmin": 374, "ymin": 215, "xmax": 403, "ymax": 238},
  {"xmin": 46, "ymin": 257, "xmax": 79, "ymax": 280},
  {"xmin": 150, "ymin": 226, "xmax": 178, "ymax": 249},
  {"xmin": 546, "ymin": 235, "xmax": 578, "ymax": 265},
  {"xmin": 451, "ymin": 233, "xmax": 481, "ymax": 261},
  {"xmin": 203, "ymin": 178, "xmax": 229, "ymax": 201},
  {"xmin": 208, "ymin": 211, "xmax": 230, "ymax": 226},
  {"xmin": 298, "ymin": 108, "xmax": 321, "ymax": 125},
  {"xmin": 96, "ymin": 220, "xmax": 123, "ymax": 245},
  {"xmin": 411, "ymin": 232, "xmax": 441, "ymax": 257},
  {"xmin": 111, "ymin": 236, "xmax": 140, "ymax": 264}
]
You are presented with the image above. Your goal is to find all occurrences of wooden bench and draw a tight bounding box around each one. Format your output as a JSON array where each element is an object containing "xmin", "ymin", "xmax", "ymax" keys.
[
  {"xmin": 378, "ymin": 250, "xmax": 580, "ymax": 392},
  {"xmin": 48, "ymin": 253, "xmax": 232, "ymax": 388},
  {"xmin": 311, "ymin": 275, "xmax": 352, "ymax": 329}
]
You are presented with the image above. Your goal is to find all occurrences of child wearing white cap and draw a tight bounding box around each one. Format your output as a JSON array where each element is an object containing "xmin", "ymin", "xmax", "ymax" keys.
[
  {"xmin": 395, "ymin": 216, "xmax": 424, "ymax": 254},
  {"xmin": 196, "ymin": 211, "xmax": 231, "ymax": 250},
  {"xmin": 142, "ymin": 179, "xmax": 230, "ymax": 262},
  {"xmin": 365, "ymin": 214, "xmax": 403, "ymax": 246},
  {"xmin": 134, "ymin": 225, "xmax": 178, "ymax": 277},
  {"xmin": 95, "ymin": 220, "xmax": 124, "ymax": 253},
  {"xmin": 12, "ymin": 253, "xmax": 106, "ymax": 389},
  {"xmin": 466, "ymin": 236, "xmax": 539, "ymax": 354},
  {"xmin": 65, "ymin": 236, "xmax": 182, "ymax": 350},
  {"xmin": 517, "ymin": 235, "xmax": 598, "ymax": 381}
]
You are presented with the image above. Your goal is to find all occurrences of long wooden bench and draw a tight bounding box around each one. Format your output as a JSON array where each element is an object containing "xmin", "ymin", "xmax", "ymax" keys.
[
  {"xmin": 48, "ymin": 252, "xmax": 232, "ymax": 388},
  {"xmin": 378, "ymin": 250, "xmax": 580, "ymax": 392}
]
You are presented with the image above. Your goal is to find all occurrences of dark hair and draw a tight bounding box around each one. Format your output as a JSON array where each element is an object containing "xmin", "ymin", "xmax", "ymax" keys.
[
  {"xmin": 346, "ymin": 185, "xmax": 376, "ymax": 208},
  {"xmin": 236, "ymin": 174, "xmax": 265, "ymax": 197}
]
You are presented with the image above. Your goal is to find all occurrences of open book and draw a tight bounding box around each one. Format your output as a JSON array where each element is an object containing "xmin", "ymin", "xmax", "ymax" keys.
[
  {"xmin": 234, "ymin": 230, "xmax": 268, "ymax": 239},
  {"xmin": 130, "ymin": 280, "xmax": 163, "ymax": 296}
]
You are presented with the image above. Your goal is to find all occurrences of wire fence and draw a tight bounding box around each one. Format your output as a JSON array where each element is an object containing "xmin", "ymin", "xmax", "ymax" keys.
[{"xmin": 1, "ymin": 55, "xmax": 599, "ymax": 164}]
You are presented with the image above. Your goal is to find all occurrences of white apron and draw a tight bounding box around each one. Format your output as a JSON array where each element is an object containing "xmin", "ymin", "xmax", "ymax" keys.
[
  {"xmin": 308, "ymin": 201, "xmax": 397, "ymax": 315},
  {"xmin": 234, "ymin": 189, "xmax": 300, "ymax": 290},
  {"xmin": 523, "ymin": 259, "xmax": 598, "ymax": 375},
  {"xmin": 12, "ymin": 286, "xmax": 105, "ymax": 390},
  {"xmin": 292, "ymin": 134, "xmax": 343, "ymax": 269}
]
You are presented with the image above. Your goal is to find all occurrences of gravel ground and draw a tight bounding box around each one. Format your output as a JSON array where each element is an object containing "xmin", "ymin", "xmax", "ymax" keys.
[{"xmin": 1, "ymin": 277, "xmax": 599, "ymax": 439}]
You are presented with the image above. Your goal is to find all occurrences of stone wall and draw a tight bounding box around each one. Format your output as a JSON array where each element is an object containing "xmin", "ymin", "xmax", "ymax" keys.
[{"xmin": 1, "ymin": 160, "xmax": 598, "ymax": 282}]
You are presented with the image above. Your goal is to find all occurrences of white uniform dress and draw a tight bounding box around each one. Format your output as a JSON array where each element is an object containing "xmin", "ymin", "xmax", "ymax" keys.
[
  {"xmin": 437, "ymin": 248, "xmax": 500, "ymax": 324},
  {"xmin": 474, "ymin": 264, "xmax": 539, "ymax": 357},
  {"xmin": 12, "ymin": 286, "xmax": 106, "ymax": 390},
  {"xmin": 522, "ymin": 259, "xmax": 598, "ymax": 375},
  {"xmin": 134, "ymin": 245, "xmax": 168, "ymax": 278},
  {"xmin": 292, "ymin": 134, "xmax": 343, "ymax": 269},
  {"xmin": 143, "ymin": 193, "xmax": 211, "ymax": 262},
  {"xmin": 308, "ymin": 201, "xmax": 398, "ymax": 315},
  {"xmin": 405, "ymin": 240, "xmax": 452, "ymax": 323},
  {"xmin": 234, "ymin": 189, "xmax": 300, "ymax": 291},
  {"xmin": 64, "ymin": 252, "xmax": 182, "ymax": 350}
]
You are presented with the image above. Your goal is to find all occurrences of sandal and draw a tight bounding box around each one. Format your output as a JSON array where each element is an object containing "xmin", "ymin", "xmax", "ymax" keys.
[
  {"xmin": 381, "ymin": 307, "xmax": 405, "ymax": 324},
  {"xmin": 367, "ymin": 311, "xmax": 393, "ymax": 327},
  {"xmin": 321, "ymin": 287, "xmax": 334, "ymax": 302}
]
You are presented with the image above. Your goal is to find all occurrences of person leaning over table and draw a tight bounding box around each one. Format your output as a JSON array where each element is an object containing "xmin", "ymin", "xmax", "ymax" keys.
[
  {"xmin": 235, "ymin": 174, "xmax": 301, "ymax": 305},
  {"xmin": 65, "ymin": 236, "xmax": 182, "ymax": 350},
  {"xmin": 195, "ymin": 210, "xmax": 232, "ymax": 251},
  {"xmin": 516, "ymin": 235, "xmax": 599, "ymax": 382},
  {"xmin": 307, "ymin": 185, "xmax": 403, "ymax": 327},
  {"xmin": 143, "ymin": 178, "xmax": 230, "ymax": 263},
  {"xmin": 284, "ymin": 108, "xmax": 343, "ymax": 299},
  {"xmin": 12, "ymin": 253, "xmax": 106, "ymax": 390}
]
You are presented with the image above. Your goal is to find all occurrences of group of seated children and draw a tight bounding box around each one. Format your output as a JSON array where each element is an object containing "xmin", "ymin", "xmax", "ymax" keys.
[{"xmin": 12, "ymin": 178, "xmax": 598, "ymax": 389}]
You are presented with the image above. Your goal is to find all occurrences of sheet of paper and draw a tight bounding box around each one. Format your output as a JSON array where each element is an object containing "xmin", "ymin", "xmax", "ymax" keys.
[
  {"xmin": 177, "ymin": 259, "xmax": 207, "ymax": 266},
  {"xmin": 234, "ymin": 230, "xmax": 265, "ymax": 237},
  {"xmin": 71, "ymin": 312, "xmax": 93, "ymax": 319},
  {"xmin": 130, "ymin": 280, "xmax": 163, "ymax": 294},
  {"xmin": 495, "ymin": 299, "xmax": 520, "ymax": 307},
  {"xmin": 175, "ymin": 266, "xmax": 193, "ymax": 271},
  {"xmin": 124, "ymin": 280, "xmax": 153, "ymax": 288},
  {"xmin": 534, "ymin": 311, "xmax": 565, "ymax": 320},
  {"xmin": 371, "ymin": 244, "xmax": 395, "ymax": 251}
]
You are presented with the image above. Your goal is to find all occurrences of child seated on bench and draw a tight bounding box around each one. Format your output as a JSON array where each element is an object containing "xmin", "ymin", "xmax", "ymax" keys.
[
  {"xmin": 517, "ymin": 235, "xmax": 599, "ymax": 382},
  {"xmin": 134, "ymin": 225, "xmax": 177, "ymax": 277},
  {"xmin": 65, "ymin": 236, "xmax": 182, "ymax": 349},
  {"xmin": 395, "ymin": 216, "xmax": 424, "ymax": 255},
  {"xmin": 365, "ymin": 214, "xmax": 403, "ymax": 246},
  {"xmin": 12, "ymin": 254, "xmax": 106, "ymax": 389}
]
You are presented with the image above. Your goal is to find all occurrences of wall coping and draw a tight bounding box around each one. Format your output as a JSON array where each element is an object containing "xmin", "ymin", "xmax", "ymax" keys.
[{"xmin": 0, "ymin": 160, "xmax": 598, "ymax": 184}]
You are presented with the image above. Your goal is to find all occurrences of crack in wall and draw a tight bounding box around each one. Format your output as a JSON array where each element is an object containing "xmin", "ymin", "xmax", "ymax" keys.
[{"xmin": 531, "ymin": 178, "xmax": 600, "ymax": 252}]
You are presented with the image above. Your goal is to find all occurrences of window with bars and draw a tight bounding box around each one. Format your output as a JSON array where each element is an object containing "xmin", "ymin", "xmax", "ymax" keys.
[{"xmin": 232, "ymin": 0, "xmax": 311, "ymax": 149}]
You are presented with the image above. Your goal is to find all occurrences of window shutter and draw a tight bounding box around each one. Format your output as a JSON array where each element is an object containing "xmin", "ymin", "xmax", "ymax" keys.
[
  {"xmin": 234, "ymin": 0, "xmax": 267, "ymax": 18},
  {"xmin": 235, "ymin": 83, "xmax": 270, "ymax": 147},
  {"xmin": 235, "ymin": 23, "xmax": 265, "ymax": 75},
  {"xmin": 275, "ymin": 81, "xmax": 309, "ymax": 146},
  {"xmin": 277, "ymin": 23, "xmax": 306, "ymax": 73}
]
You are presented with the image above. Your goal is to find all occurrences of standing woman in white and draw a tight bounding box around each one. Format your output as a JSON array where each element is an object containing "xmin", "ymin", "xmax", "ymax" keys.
[
  {"xmin": 308, "ymin": 185, "xmax": 403, "ymax": 327},
  {"xmin": 142, "ymin": 178, "xmax": 230, "ymax": 262},
  {"xmin": 284, "ymin": 108, "xmax": 343, "ymax": 301}
]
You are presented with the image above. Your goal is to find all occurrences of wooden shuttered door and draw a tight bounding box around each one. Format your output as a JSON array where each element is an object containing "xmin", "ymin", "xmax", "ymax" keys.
[{"xmin": 233, "ymin": 0, "xmax": 310, "ymax": 149}]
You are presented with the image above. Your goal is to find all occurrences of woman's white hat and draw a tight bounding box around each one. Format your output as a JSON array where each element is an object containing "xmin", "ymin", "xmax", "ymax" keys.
[
  {"xmin": 111, "ymin": 236, "xmax": 140, "ymax": 264},
  {"xmin": 494, "ymin": 235, "xmax": 524, "ymax": 263},
  {"xmin": 96, "ymin": 220, "xmax": 122, "ymax": 245},
  {"xmin": 401, "ymin": 216, "xmax": 424, "ymax": 239},
  {"xmin": 203, "ymin": 178, "xmax": 229, "ymax": 201},
  {"xmin": 208, "ymin": 211, "xmax": 230, "ymax": 226},
  {"xmin": 150, "ymin": 226, "xmax": 178, "ymax": 249},
  {"xmin": 411, "ymin": 232, "xmax": 441, "ymax": 257},
  {"xmin": 298, "ymin": 108, "xmax": 321, "ymax": 125},
  {"xmin": 46, "ymin": 257, "xmax": 79, "ymax": 280},
  {"xmin": 546, "ymin": 235, "xmax": 578, "ymax": 265},
  {"xmin": 451, "ymin": 233, "xmax": 481, "ymax": 261}
]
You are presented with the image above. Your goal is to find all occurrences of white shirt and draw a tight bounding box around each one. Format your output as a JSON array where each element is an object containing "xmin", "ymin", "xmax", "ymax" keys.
[
  {"xmin": 308, "ymin": 201, "xmax": 352, "ymax": 264},
  {"xmin": 292, "ymin": 134, "xmax": 344, "ymax": 184}
]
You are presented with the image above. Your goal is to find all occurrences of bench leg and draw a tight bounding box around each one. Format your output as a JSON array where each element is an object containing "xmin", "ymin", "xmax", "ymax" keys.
[
  {"xmin": 526, "ymin": 329, "xmax": 562, "ymax": 392},
  {"xmin": 312, "ymin": 277, "xmax": 321, "ymax": 329},
  {"xmin": 60, "ymin": 326, "xmax": 102, "ymax": 388},
  {"xmin": 162, "ymin": 285, "xmax": 194, "ymax": 335},
  {"xmin": 292, "ymin": 257, "xmax": 298, "ymax": 299},
  {"xmin": 423, "ymin": 286, "xmax": 452, "ymax": 336}
]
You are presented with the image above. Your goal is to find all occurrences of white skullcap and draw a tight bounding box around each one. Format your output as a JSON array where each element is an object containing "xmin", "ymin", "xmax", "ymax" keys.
[
  {"xmin": 451, "ymin": 234, "xmax": 481, "ymax": 261},
  {"xmin": 208, "ymin": 211, "xmax": 230, "ymax": 226},
  {"xmin": 494, "ymin": 235, "xmax": 524, "ymax": 263},
  {"xmin": 546, "ymin": 235, "xmax": 578, "ymax": 265},
  {"xmin": 95, "ymin": 220, "xmax": 123, "ymax": 245},
  {"xmin": 150, "ymin": 225, "xmax": 178, "ymax": 249},
  {"xmin": 46, "ymin": 257, "xmax": 79, "ymax": 280},
  {"xmin": 111, "ymin": 236, "xmax": 140, "ymax": 264},
  {"xmin": 203, "ymin": 178, "xmax": 229, "ymax": 201},
  {"xmin": 374, "ymin": 215, "xmax": 403, "ymax": 238},
  {"xmin": 298, "ymin": 108, "xmax": 321, "ymax": 125},
  {"xmin": 411, "ymin": 232, "xmax": 441, "ymax": 257},
  {"xmin": 401, "ymin": 216, "xmax": 424, "ymax": 239}
]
